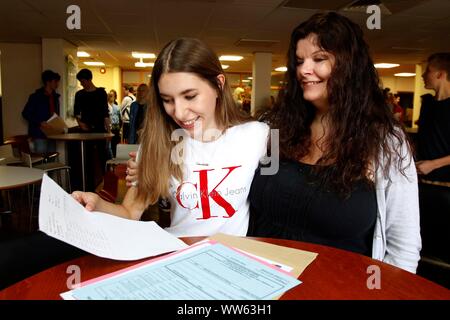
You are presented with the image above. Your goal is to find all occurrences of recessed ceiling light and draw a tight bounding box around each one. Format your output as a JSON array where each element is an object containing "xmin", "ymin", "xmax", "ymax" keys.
[
  {"xmin": 135, "ymin": 62, "xmax": 154, "ymax": 68},
  {"xmin": 132, "ymin": 52, "xmax": 156, "ymax": 59},
  {"xmin": 221, "ymin": 64, "xmax": 229, "ymax": 70},
  {"xmin": 84, "ymin": 61, "xmax": 105, "ymax": 66},
  {"xmin": 275, "ymin": 67, "xmax": 287, "ymax": 72},
  {"xmin": 374, "ymin": 63, "xmax": 400, "ymax": 69},
  {"xmin": 394, "ymin": 73, "xmax": 416, "ymax": 77},
  {"xmin": 77, "ymin": 51, "xmax": 90, "ymax": 57},
  {"xmin": 219, "ymin": 55, "xmax": 243, "ymax": 61}
]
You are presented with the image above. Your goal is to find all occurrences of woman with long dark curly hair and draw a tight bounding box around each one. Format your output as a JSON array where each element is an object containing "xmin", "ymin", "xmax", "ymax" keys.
[{"xmin": 247, "ymin": 12, "xmax": 421, "ymax": 273}]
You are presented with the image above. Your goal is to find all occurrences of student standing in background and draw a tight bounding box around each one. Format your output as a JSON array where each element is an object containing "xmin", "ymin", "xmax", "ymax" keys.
[{"xmin": 22, "ymin": 70, "xmax": 61, "ymax": 154}]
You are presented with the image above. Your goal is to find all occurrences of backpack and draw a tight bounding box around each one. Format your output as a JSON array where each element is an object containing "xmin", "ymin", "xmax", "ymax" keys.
[{"xmin": 121, "ymin": 96, "xmax": 134, "ymax": 122}]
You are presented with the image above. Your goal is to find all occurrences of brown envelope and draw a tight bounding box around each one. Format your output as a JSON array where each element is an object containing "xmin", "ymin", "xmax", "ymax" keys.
[
  {"xmin": 209, "ymin": 233, "xmax": 318, "ymax": 278},
  {"xmin": 42, "ymin": 115, "xmax": 68, "ymax": 136}
]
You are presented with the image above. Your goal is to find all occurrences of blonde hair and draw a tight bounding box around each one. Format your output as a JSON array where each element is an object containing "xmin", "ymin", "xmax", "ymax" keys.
[{"xmin": 137, "ymin": 38, "xmax": 251, "ymax": 204}]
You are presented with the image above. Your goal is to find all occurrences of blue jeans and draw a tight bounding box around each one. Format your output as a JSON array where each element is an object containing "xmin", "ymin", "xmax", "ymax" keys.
[{"xmin": 30, "ymin": 138, "xmax": 56, "ymax": 154}]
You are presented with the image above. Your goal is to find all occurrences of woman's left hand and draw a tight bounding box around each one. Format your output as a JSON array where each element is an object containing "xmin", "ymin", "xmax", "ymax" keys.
[{"xmin": 125, "ymin": 151, "xmax": 139, "ymax": 187}]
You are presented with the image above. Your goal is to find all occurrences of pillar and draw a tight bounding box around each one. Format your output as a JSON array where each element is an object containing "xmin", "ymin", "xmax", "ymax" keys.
[{"xmin": 251, "ymin": 52, "xmax": 272, "ymax": 116}]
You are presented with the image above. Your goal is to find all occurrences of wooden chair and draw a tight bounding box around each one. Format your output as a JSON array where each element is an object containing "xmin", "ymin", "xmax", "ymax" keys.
[
  {"xmin": 21, "ymin": 152, "xmax": 71, "ymax": 192},
  {"xmin": 97, "ymin": 170, "xmax": 119, "ymax": 203},
  {"xmin": 3, "ymin": 135, "xmax": 50, "ymax": 164},
  {"xmin": 0, "ymin": 144, "xmax": 22, "ymax": 165}
]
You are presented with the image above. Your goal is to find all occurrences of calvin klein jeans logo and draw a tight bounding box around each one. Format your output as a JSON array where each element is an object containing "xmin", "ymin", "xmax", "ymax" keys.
[
  {"xmin": 170, "ymin": 127, "xmax": 280, "ymax": 176},
  {"xmin": 176, "ymin": 166, "xmax": 241, "ymax": 220}
]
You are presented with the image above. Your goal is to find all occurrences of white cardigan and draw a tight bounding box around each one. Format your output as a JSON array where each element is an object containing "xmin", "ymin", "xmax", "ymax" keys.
[{"xmin": 372, "ymin": 135, "xmax": 421, "ymax": 273}]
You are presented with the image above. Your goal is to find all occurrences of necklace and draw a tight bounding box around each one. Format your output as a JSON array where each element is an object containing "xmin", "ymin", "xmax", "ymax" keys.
[{"xmin": 190, "ymin": 133, "xmax": 226, "ymax": 167}]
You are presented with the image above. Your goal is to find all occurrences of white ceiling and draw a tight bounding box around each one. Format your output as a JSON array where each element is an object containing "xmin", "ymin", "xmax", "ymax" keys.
[{"xmin": 0, "ymin": 0, "xmax": 449, "ymax": 76}]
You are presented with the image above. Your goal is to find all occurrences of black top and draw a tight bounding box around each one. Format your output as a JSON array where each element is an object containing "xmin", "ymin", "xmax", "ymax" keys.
[
  {"xmin": 417, "ymin": 95, "xmax": 450, "ymax": 182},
  {"xmin": 135, "ymin": 104, "xmax": 146, "ymax": 135},
  {"xmin": 128, "ymin": 102, "xmax": 147, "ymax": 144},
  {"xmin": 74, "ymin": 88, "xmax": 109, "ymax": 133},
  {"xmin": 247, "ymin": 160, "xmax": 377, "ymax": 257}
]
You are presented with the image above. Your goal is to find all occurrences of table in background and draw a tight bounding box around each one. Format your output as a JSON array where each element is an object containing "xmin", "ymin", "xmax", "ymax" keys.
[
  {"xmin": 0, "ymin": 166, "xmax": 44, "ymax": 191},
  {"xmin": 0, "ymin": 237, "xmax": 448, "ymax": 300},
  {"xmin": 47, "ymin": 133, "xmax": 113, "ymax": 191},
  {"xmin": 0, "ymin": 166, "xmax": 44, "ymax": 228}
]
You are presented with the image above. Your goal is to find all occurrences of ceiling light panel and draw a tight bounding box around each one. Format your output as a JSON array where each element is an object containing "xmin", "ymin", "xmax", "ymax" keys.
[
  {"xmin": 84, "ymin": 61, "xmax": 105, "ymax": 66},
  {"xmin": 132, "ymin": 52, "xmax": 156, "ymax": 59},
  {"xmin": 219, "ymin": 55, "xmax": 243, "ymax": 61}
]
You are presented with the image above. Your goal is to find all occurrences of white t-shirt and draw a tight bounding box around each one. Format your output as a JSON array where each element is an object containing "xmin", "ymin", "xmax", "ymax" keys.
[
  {"xmin": 165, "ymin": 121, "xmax": 269, "ymax": 237},
  {"xmin": 121, "ymin": 95, "xmax": 135, "ymax": 122}
]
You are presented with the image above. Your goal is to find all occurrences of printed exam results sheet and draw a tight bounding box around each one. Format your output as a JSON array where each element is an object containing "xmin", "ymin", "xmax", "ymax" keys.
[
  {"xmin": 39, "ymin": 174, "xmax": 188, "ymax": 260},
  {"xmin": 66, "ymin": 241, "xmax": 301, "ymax": 300}
]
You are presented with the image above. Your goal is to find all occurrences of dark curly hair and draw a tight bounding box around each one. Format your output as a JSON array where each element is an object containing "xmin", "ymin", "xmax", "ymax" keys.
[{"xmin": 268, "ymin": 12, "xmax": 409, "ymax": 195}]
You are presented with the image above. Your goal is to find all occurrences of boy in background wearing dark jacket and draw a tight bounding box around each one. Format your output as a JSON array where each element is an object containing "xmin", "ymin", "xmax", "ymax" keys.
[{"xmin": 22, "ymin": 70, "xmax": 61, "ymax": 154}]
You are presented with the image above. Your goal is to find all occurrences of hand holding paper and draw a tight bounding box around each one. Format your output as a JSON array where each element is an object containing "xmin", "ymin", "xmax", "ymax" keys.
[
  {"xmin": 71, "ymin": 191, "xmax": 102, "ymax": 211},
  {"xmin": 39, "ymin": 175, "xmax": 188, "ymax": 260},
  {"xmin": 41, "ymin": 113, "xmax": 68, "ymax": 136}
]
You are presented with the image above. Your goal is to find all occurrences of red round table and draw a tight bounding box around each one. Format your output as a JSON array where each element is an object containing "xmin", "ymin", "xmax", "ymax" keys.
[{"xmin": 0, "ymin": 237, "xmax": 448, "ymax": 300}]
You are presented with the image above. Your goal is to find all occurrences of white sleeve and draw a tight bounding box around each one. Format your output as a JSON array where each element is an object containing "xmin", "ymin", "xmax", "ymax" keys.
[
  {"xmin": 382, "ymin": 138, "xmax": 421, "ymax": 273},
  {"xmin": 121, "ymin": 96, "xmax": 130, "ymax": 110}
]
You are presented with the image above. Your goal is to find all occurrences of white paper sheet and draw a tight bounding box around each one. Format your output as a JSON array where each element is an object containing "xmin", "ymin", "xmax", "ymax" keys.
[
  {"xmin": 61, "ymin": 241, "xmax": 213, "ymax": 299},
  {"xmin": 38, "ymin": 174, "xmax": 188, "ymax": 260},
  {"xmin": 62, "ymin": 241, "xmax": 301, "ymax": 300}
]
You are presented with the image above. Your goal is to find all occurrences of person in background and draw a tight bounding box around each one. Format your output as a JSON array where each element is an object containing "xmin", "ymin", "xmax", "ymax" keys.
[
  {"xmin": 415, "ymin": 52, "xmax": 450, "ymax": 263},
  {"xmin": 74, "ymin": 69, "xmax": 110, "ymax": 133},
  {"xmin": 416, "ymin": 53, "xmax": 450, "ymax": 180},
  {"xmin": 120, "ymin": 84, "xmax": 135, "ymax": 143},
  {"xmin": 232, "ymin": 87, "xmax": 244, "ymax": 110},
  {"xmin": 74, "ymin": 68, "xmax": 111, "ymax": 191},
  {"xmin": 108, "ymin": 89, "xmax": 121, "ymax": 158},
  {"xmin": 389, "ymin": 93, "xmax": 404, "ymax": 122},
  {"xmin": 383, "ymin": 87, "xmax": 391, "ymax": 100},
  {"xmin": 128, "ymin": 83, "xmax": 149, "ymax": 144},
  {"xmin": 246, "ymin": 12, "xmax": 420, "ymax": 273},
  {"xmin": 241, "ymin": 92, "xmax": 251, "ymax": 115},
  {"xmin": 22, "ymin": 70, "xmax": 61, "ymax": 154}
]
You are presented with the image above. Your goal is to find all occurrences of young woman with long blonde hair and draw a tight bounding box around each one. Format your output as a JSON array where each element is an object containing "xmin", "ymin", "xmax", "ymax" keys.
[{"xmin": 72, "ymin": 38, "xmax": 269, "ymax": 237}]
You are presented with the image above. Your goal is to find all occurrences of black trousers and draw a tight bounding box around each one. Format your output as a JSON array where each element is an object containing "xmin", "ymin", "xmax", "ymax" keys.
[
  {"xmin": 0, "ymin": 232, "xmax": 86, "ymax": 290},
  {"xmin": 418, "ymin": 183, "xmax": 450, "ymax": 262},
  {"xmin": 122, "ymin": 122, "xmax": 130, "ymax": 143},
  {"xmin": 111, "ymin": 128, "xmax": 121, "ymax": 158},
  {"xmin": 84, "ymin": 140, "xmax": 107, "ymax": 191}
]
